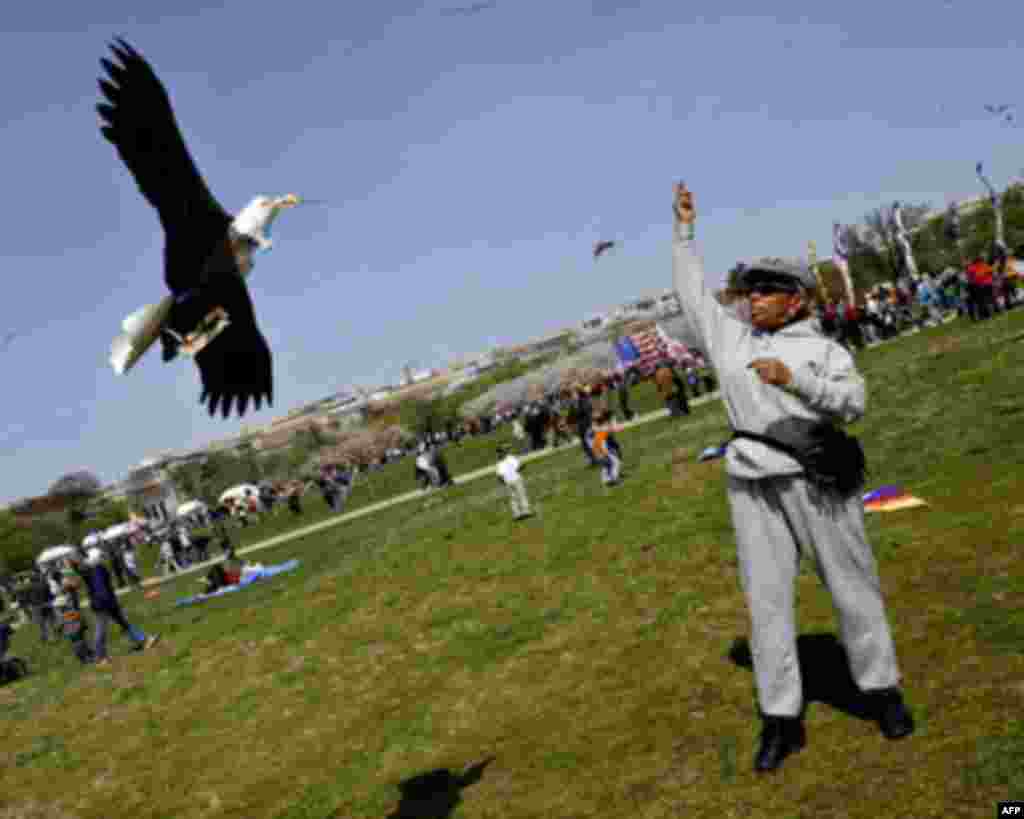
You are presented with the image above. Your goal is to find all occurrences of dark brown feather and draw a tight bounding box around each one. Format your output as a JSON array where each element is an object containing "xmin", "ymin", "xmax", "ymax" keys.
[{"xmin": 97, "ymin": 39, "xmax": 232, "ymax": 295}]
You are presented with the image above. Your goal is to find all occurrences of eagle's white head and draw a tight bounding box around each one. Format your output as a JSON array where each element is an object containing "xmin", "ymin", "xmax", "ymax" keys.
[{"xmin": 232, "ymin": 194, "xmax": 301, "ymax": 252}]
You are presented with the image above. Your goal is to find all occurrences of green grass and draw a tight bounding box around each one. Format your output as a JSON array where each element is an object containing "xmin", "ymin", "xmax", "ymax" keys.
[{"xmin": 1, "ymin": 313, "xmax": 1023, "ymax": 819}]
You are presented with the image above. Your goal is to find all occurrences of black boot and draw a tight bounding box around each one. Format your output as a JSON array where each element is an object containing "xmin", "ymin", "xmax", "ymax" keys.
[
  {"xmin": 867, "ymin": 688, "xmax": 915, "ymax": 740},
  {"xmin": 754, "ymin": 716, "xmax": 806, "ymax": 773}
]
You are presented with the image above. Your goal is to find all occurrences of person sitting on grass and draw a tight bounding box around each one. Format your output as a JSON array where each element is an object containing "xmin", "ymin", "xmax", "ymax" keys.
[
  {"xmin": 202, "ymin": 559, "xmax": 242, "ymax": 594},
  {"xmin": 67, "ymin": 552, "xmax": 158, "ymax": 669}
]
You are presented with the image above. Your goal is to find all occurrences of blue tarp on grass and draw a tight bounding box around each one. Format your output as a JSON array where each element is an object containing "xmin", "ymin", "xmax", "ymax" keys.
[{"xmin": 175, "ymin": 559, "xmax": 301, "ymax": 607}]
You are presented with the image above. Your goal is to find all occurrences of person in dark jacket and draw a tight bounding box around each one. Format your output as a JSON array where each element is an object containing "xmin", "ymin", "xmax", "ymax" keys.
[
  {"xmin": 107, "ymin": 544, "xmax": 127, "ymax": 589},
  {"xmin": 617, "ymin": 371, "xmax": 636, "ymax": 421},
  {"xmin": 524, "ymin": 403, "xmax": 548, "ymax": 452},
  {"xmin": 25, "ymin": 571, "xmax": 57, "ymax": 643},
  {"xmin": 573, "ymin": 386, "xmax": 598, "ymax": 465},
  {"xmin": 431, "ymin": 446, "xmax": 455, "ymax": 488},
  {"xmin": 655, "ymin": 364, "xmax": 690, "ymax": 417},
  {"xmin": 68, "ymin": 554, "xmax": 158, "ymax": 667}
]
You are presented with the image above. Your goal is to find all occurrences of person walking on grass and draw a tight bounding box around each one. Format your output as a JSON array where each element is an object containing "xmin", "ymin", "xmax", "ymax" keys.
[
  {"xmin": 495, "ymin": 446, "xmax": 532, "ymax": 520},
  {"xmin": 573, "ymin": 385, "xmax": 598, "ymax": 466},
  {"xmin": 415, "ymin": 447, "xmax": 440, "ymax": 491},
  {"xmin": 671, "ymin": 181, "xmax": 913, "ymax": 773},
  {"xmin": 26, "ymin": 570, "xmax": 57, "ymax": 643},
  {"xmin": 67, "ymin": 552, "xmax": 158, "ymax": 668},
  {"xmin": 589, "ymin": 410, "xmax": 625, "ymax": 486},
  {"xmin": 430, "ymin": 446, "xmax": 456, "ymax": 488},
  {"xmin": 655, "ymin": 363, "xmax": 690, "ymax": 417}
]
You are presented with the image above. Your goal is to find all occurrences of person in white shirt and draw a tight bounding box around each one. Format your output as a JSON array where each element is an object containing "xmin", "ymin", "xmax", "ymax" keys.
[
  {"xmin": 415, "ymin": 451, "xmax": 439, "ymax": 490},
  {"xmin": 495, "ymin": 447, "xmax": 532, "ymax": 520}
]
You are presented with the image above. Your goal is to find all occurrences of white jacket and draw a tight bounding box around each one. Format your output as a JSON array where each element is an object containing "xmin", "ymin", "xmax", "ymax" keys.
[{"xmin": 671, "ymin": 224, "xmax": 866, "ymax": 480}]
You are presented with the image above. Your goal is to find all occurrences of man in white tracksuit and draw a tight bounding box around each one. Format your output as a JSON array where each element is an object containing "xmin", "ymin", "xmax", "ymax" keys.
[{"xmin": 670, "ymin": 183, "xmax": 913, "ymax": 772}]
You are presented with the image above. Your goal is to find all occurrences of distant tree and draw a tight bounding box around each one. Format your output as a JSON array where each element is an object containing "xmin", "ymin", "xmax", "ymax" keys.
[
  {"xmin": 814, "ymin": 259, "xmax": 848, "ymax": 303},
  {"xmin": 285, "ymin": 423, "xmax": 340, "ymax": 473},
  {"xmin": 169, "ymin": 451, "xmax": 249, "ymax": 508},
  {"xmin": 259, "ymin": 451, "xmax": 290, "ymax": 482},
  {"xmin": 399, "ymin": 396, "xmax": 461, "ymax": 439},
  {"xmin": 85, "ymin": 498, "xmax": 135, "ymax": 533},
  {"xmin": 0, "ymin": 502, "xmax": 82, "ymax": 573},
  {"xmin": 603, "ymin": 318, "xmax": 632, "ymax": 343},
  {"xmin": 0, "ymin": 511, "xmax": 35, "ymax": 573},
  {"xmin": 235, "ymin": 439, "xmax": 263, "ymax": 484},
  {"xmin": 48, "ymin": 471, "xmax": 102, "ymax": 544}
]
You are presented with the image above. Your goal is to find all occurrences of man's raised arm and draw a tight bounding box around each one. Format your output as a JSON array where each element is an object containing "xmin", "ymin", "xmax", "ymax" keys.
[{"xmin": 670, "ymin": 183, "xmax": 734, "ymax": 369}]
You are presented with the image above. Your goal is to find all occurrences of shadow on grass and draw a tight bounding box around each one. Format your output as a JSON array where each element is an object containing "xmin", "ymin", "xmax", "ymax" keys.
[
  {"xmin": 727, "ymin": 633, "xmax": 877, "ymax": 721},
  {"xmin": 385, "ymin": 756, "xmax": 495, "ymax": 819}
]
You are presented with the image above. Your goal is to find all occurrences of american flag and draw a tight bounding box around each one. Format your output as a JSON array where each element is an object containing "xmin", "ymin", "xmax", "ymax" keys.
[{"xmin": 616, "ymin": 324, "xmax": 694, "ymax": 373}]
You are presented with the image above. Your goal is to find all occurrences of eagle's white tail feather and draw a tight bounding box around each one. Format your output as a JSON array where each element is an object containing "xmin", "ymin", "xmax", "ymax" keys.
[
  {"xmin": 109, "ymin": 297, "xmax": 174, "ymax": 375},
  {"xmin": 122, "ymin": 305, "xmax": 155, "ymax": 335},
  {"xmin": 109, "ymin": 333, "xmax": 136, "ymax": 375}
]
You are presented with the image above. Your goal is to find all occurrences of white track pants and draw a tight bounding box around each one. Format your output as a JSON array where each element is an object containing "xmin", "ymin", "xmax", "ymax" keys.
[
  {"xmin": 727, "ymin": 475, "xmax": 901, "ymax": 717},
  {"xmin": 601, "ymin": 451, "xmax": 621, "ymax": 484},
  {"xmin": 505, "ymin": 477, "xmax": 531, "ymax": 518}
]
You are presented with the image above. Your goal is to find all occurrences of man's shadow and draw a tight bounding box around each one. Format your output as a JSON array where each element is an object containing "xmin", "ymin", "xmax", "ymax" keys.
[
  {"xmin": 727, "ymin": 633, "xmax": 877, "ymax": 720},
  {"xmin": 386, "ymin": 756, "xmax": 495, "ymax": 819}
]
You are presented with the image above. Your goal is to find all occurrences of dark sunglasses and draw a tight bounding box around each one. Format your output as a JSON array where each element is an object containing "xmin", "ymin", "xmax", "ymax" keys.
[{"xmin": 747, "ymin": 283, "xmax": 796, "ymax": 296}]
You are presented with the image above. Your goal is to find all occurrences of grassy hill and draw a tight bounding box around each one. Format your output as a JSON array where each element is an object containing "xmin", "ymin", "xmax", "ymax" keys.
[{"xmin": 2, "ymin": 311, "xmax": 1022, "ymax": 819}]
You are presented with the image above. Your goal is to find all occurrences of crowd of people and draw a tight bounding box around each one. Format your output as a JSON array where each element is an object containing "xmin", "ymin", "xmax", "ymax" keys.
[{"xmin": 815, "ymin": 257, "xmax": 1021, "ymax": 351}]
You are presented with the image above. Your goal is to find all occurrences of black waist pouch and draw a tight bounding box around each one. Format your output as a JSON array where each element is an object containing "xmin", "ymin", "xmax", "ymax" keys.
[{"xmin": 730, "ymin": 424, "xmax": 867, "ymax": 496}]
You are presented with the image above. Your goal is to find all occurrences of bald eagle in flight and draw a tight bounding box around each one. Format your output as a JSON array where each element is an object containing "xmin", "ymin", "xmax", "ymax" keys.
[
  {"xmin": 98, "ymin": 39, "xmax": 301, "ymax": 418},
  {"xmin": 593, "ymin": 239, "xmax": 616, "ymax": 260}
]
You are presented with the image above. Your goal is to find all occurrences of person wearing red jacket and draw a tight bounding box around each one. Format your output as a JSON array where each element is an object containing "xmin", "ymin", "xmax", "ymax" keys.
[
  {"xmin": 966, "ymin": 258, "xmax": 996, "ymax": 320},
  {"xmin": 840, "ymin": 302, "xmax": 864, "ymax": 350}
]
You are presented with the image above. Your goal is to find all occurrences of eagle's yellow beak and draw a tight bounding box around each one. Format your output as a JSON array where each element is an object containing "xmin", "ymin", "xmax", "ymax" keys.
[{"xmin": 278, "ymin": 194, "xmax": 301, "ymax": 209}]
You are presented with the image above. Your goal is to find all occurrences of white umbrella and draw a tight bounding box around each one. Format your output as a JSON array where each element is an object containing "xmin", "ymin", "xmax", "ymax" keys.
[
  {"xmin": 37, "ymin": 545, "xmax": 77, "ymax": 566},
  {"xmin": 219, "ymin": 484, "xmax": 260, "ymax": 504},
  {"xmin": 103, "ymin": 522, "xmax": 138, "ymax": 541},
  {"xmin": 176, "ymin": 499, "xmax": 207, "ymax": 518}
]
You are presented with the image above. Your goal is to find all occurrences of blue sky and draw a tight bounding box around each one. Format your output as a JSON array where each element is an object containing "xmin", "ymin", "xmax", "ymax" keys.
[{"xmin": 1, "ymin": 0, "xmax": 1022, "ymax": 505}]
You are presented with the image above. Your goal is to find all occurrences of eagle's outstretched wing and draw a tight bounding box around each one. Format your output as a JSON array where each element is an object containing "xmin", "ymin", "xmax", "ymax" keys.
[
  {"xmin": 593, "ymin": 240, "xmax": 616, "ymax": 260},
  {"xmin": 194, "ymin": 274, "xmax": 273, "ymax": 418},
  {"xmin": 97, "ymin": 39, "xmax": 233, "ymax": 295}
]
